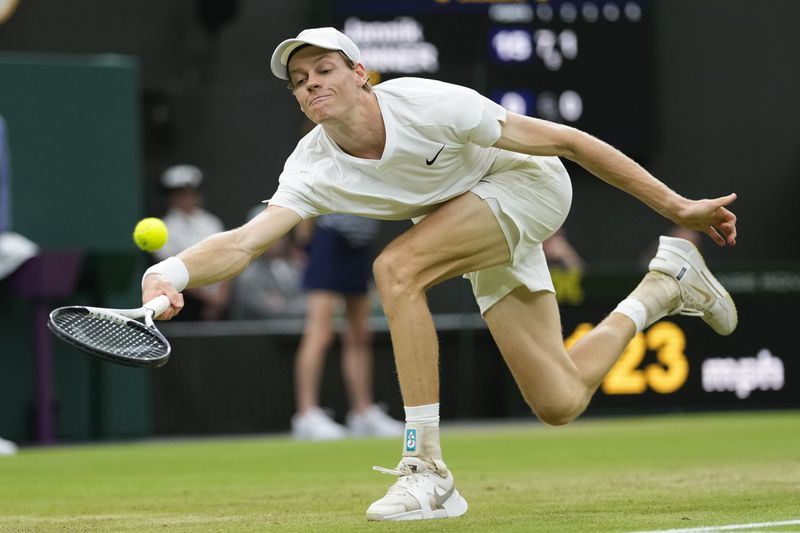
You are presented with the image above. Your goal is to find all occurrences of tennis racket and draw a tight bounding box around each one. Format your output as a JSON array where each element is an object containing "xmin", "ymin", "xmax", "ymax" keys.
[{"xmin": 47, "ymin": 295, "xmax": 172, "ymax": 368}]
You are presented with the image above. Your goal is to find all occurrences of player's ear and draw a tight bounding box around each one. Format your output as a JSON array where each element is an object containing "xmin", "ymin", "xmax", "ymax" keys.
[{"xmin": 354, "ymin": 62, "xmax": 369, "ymax": 87}]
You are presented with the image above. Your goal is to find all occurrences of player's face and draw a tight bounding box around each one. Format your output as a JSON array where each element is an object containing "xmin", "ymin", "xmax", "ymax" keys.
[{"xmin": 288, "ymin": 47, "xmax": 366, "ymax": 124}]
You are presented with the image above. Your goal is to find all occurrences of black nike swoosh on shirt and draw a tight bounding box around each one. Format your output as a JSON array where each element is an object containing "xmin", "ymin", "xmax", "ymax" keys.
[{"xmin": 426, "ymin": 144, "xmax": 445, "ymax": 166}]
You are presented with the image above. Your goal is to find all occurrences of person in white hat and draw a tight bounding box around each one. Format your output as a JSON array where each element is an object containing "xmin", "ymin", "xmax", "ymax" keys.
[
  {"xmin": 154, "ymin": 164, "xmax": 231, "ymax": 321},
  {"xmin": 142, "ymin": 27, "xmax": 739, "ymax": 521}
]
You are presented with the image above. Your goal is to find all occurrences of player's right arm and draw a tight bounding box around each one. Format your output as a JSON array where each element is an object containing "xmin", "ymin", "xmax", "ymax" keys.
[{"xmin": 142, "ymin": 205, "xmax": 302, "ymax": 319}]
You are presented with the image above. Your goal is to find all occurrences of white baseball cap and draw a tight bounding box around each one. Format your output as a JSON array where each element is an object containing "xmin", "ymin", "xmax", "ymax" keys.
[
  {"xmin": 270, "ymin": 27, "xmax": 361, "ymax": 80},
  {"xmin": 161, "ymin": 164, "xmax": 203, "ymax": 189}
]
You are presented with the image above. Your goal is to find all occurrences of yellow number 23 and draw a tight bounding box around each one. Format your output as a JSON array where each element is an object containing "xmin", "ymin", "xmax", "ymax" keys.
[{"xmin": 564, "ymin": 322, "xmax": 689, "ymax": 395}]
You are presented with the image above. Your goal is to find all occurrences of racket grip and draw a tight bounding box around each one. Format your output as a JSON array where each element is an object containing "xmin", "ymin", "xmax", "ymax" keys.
[{"xmin": 143, "ymin": 294, "xmax": 172, "ymax": 318}]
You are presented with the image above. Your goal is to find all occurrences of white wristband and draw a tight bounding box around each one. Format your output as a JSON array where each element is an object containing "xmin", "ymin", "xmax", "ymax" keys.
[{"xmin": 142, "ymin": 256, "xmax": 189, "ymax": 292}]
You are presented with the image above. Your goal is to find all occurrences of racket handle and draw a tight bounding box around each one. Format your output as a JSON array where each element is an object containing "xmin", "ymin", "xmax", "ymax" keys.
[{"xmin": 143, "ymin": 294, "xmax": 172, "ymax": 318}]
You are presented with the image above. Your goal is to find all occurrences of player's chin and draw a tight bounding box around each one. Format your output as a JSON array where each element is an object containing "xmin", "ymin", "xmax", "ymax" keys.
[
  {"xmin": 307, "ymin": 103, "xmax": 337, "ymax": 123},
  {"xmin": 310, "ymin": 110, "xmax": 333, "ymax": 124}
]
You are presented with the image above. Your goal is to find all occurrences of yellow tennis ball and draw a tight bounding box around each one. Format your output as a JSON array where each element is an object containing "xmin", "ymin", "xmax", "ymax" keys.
[{"xmin": 133, "ymin": 217, "xmax": 168, "ymax": 252}]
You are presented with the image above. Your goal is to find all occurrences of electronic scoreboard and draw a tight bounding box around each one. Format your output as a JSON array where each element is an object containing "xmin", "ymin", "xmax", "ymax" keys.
[{"xmin": 332, "ymin": 0, "xmax": 655, "ymax": 157}]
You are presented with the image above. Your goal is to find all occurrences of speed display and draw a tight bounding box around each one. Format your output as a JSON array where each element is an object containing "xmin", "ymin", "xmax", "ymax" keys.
[{"xmin": 332, "ymin": 0, "xmax": 655, "ymax": 157}]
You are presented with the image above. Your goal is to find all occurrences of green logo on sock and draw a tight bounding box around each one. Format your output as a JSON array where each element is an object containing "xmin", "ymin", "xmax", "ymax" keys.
[{"xmin": 405, "ymin": 428, "xmax": 417, "ymax": 453}]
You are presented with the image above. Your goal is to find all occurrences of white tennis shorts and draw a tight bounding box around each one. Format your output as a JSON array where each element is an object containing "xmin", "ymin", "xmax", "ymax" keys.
[{"xmin": 466, "ymin": 151, "xmax": 572, "ymax": 314}]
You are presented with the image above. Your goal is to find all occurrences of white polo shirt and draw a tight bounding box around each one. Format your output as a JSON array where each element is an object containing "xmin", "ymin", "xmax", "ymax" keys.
[{"xmin": 268, "ymin": 77, "xmax": 508, "ymax": 220}]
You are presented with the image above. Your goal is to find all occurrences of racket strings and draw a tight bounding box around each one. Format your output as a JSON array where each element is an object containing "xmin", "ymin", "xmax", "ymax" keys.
[{"xmin": 51, "ymin": 310, "xmax": 169, "ymax": 360}]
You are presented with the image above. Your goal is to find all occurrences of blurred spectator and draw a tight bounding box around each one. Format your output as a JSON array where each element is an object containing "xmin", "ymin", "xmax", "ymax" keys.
[
  {"xmin": 291, "ymin": 214, "xmax": 403, "ymax": 441},
  {"xmin": 667, "ymin": 226, "xmax": 704, "ymax": 248},
  {"xmin": 0, "ymin": 115, "xmax": 10, "ymax": 236},
  {"xmin": 230, "ymin": 206, "xmax": 307, "ymax": 319},
  {"xmin": 543, "ymin": 228, "xmax": 585, "ymax": 270},
  {"xmin": 543, "ymin": 228, "xmax": 585, "ymax": 305},
  {"xmin": 0, "ymin": 230, "xmax": 37, "ymax": 281},
  {"xmin": 153, "ymin": 164, "xmax": 231, "ymax": 320},
  {"xmin": 0, "ymin": 114, "xmax": 38, "ymax": 281},
  {"xmin": 640, "ymin": 226, "xmax": 704, "ymax": 268},
  {"xmin": 0, "ymin": 114, "xmax": 22, "ymax": 456},
  {"xmin": 0, "ymin": 436, "xmax": 17, "ymax": 456}
]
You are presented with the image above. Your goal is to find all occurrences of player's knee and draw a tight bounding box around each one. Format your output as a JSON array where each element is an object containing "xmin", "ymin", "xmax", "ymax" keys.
[
  {"xmin": 373, "ymin": 250, "xmax": 421, "ymax": 300},
  {"xmin": 536, "ymin": 409, "xmax": 579, "ymax": 427},
  {"xmin": 528, "ymin": 393, "xmax": 587, "ymax": 427},
  {"xmin": 372, "ymin": 252, "xmax": 396, "ymax": 293}
]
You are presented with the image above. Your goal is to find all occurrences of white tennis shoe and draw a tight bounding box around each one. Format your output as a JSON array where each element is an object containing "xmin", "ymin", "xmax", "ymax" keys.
[
  {"xmin": 347, "ymin": 404, "xmax": 404, "ymax": 438},
  {"xmin": 0, "ymin": 437, "xmax": 17, "ymax": 456},
  {"xmin": 366, "ymin": 457, "xmax": 468, "ymax": 521},
  {"xmin": 648, "ymin": 235, "xmax": 737, "ymax": 335},
  {"xmin": 291, "ymin": 407, "xmax": 347, "ymax": 441}
]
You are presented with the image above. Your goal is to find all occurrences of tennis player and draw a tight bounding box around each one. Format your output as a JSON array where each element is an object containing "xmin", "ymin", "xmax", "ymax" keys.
[{"xmin": 141, "ymin": 27, "xmax": 738, "ymax": 521}]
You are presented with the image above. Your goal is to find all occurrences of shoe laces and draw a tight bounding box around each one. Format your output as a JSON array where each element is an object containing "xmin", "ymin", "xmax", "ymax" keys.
[
  {"xmin": 652, "ymin": 270, "xmax": 706, "ymax": 318},
  {"xmin": 373, "ymin": 461, "xmax": 420, "ymax": 477},
  {"xmin": 373, "ymin": 458, "xmax": 439, "ymax": 495},
  {"xmin": 674, "ymin": 285, "xmax": 710, "ymax": 318},
  {"xmin": 675, "ymin": 303, "xmax": 705, "ymax": 318},
  {"xmin": 373, "ymin": 457, "xmax": 444, "ymax": 476}
]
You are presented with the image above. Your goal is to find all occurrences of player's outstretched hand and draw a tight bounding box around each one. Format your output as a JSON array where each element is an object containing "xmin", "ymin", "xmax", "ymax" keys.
[
  {"xmin": 675, "ymin": 193, "xmax": 737, "ymax": 247},
  {"xmin": 142, "ymin": 274, "xmax": 185, "ymax": 320}
]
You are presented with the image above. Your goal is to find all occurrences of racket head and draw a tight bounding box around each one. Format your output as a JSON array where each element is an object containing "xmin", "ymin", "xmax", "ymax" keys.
[{"xmin": 47, "ymin": 305, "xmax": 171, "ymax": 368}]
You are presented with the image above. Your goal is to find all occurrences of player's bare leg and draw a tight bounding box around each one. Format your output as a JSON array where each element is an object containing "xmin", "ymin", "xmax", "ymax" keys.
[
  {"xmin": 373, "ymin": 192, "xmax": 619, "ymax": 426},
  {"xmin": 371, "ymin": 192, "xmax": 649, "ymax": 516},
  {"xmin": 373, "ymin": 193, "xmax": 510, "ymax": 408},
  {"xmin": 484, "ymin": 236, "xmax": 737, "ymax": 426},
  {"xmin": 369, "ymin": 192, "xmax": 508, "ymax": 520},
  {"xmin": 368, "ymin": 192, "xmax": 736, "ymax": 520},
  {"xmin": 484, "ymin": 288, "xmax": 634, "ymax": 425},
  {"xmin": 367, "ymin": 190, "xmax": 643, "ymax": 518}
]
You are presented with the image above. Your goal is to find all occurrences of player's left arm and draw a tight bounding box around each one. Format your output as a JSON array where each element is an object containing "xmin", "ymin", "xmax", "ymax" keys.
[{"xmin": 493, "ymin": 112, "xmax": 737, "ymax": 246}]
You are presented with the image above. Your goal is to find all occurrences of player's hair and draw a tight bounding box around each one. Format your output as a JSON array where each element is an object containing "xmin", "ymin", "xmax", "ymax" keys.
[{"xmin": 286, "ymin": 47, "xmax": 371, "ymax": 92}]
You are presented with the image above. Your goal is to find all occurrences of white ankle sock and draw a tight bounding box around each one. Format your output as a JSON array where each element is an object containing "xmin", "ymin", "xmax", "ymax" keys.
[
  {"xmin": 404, "ymin": 403, "xmax": 439, "ymax": 426},
  {"xmin": 612, "ymin": 297, "xmax": 647, "ymax": 333},
  {"xmin": 403, "ymin": 403, "xmax": 441, "ymax": 459}
]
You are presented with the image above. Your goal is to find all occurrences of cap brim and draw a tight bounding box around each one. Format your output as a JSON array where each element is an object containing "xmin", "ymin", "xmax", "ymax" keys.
[
  {"xmin": 270, "ymin": 36, "xmax": 354, "ymax": 80},
  {"xmin": 270, "ymin": 38, "xmax": 308, "ymax": 80}
]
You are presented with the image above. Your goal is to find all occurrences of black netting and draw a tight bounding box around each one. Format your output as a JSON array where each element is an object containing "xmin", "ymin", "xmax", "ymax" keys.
[{"xmin": 50, "ymin": 309, "xmax": 169, "ymax": 362}]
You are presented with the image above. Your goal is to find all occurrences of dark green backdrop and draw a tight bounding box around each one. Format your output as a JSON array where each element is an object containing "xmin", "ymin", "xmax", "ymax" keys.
[{"xmin": 0, "ymin": 54, "xmax": 151, "ymax": 443}]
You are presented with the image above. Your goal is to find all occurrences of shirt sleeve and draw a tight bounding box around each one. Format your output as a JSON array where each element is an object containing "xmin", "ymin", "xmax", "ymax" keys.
[
  {"xmin": 468, "ymin": 94, "xmax": 507, "ymax": 148},
  {"xmin": 440, "ymin": 83, "xmax": 507, "ymax": 148},
  {"xmin": 266, "ymin": 174, "xmax": 323, "ymax": 220}
]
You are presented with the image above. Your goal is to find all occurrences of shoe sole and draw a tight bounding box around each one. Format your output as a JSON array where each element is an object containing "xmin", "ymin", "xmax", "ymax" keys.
[
  {"xmin": 366, "ymin": 489, "xmax": 468, "ymax": 521},
  {"xmin": 649, "ymin": 236, "xmax": 738, "ymax": 336}
]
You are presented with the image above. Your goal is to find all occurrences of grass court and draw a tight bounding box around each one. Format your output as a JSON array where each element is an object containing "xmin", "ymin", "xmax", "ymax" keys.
[{"xmin": 1, "ymin": 410, "xmax": 798, "ymax": 532}]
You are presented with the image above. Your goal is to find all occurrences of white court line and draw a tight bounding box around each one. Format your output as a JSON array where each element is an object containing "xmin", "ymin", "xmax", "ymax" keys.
[
  {"xmin": 630, "ymin": 519, "xmax": 800, "ymax": 533},
  {"xmin": 0, "ymin": 514, "xmax": 242, "ymax": 525}
]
